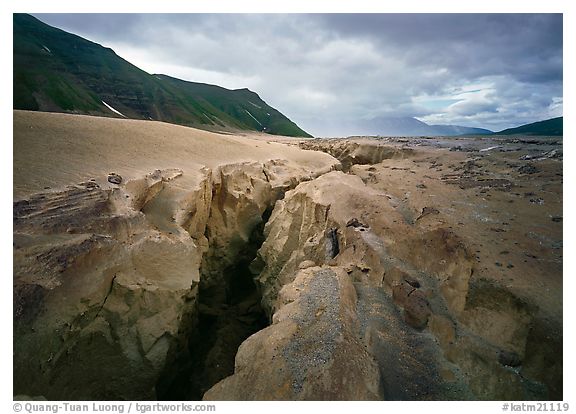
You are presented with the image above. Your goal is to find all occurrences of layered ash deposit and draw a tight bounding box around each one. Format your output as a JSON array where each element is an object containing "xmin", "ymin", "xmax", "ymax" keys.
[{"xmin": 13, "ymin": 111, "xmax": 562, "ymax": 400}]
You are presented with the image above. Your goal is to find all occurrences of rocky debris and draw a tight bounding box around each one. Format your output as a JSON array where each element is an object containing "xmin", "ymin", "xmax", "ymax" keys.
[
  {"xmin": 518, "ymin": 164, "xmax": 539, "ymax": 175},
  {"xmin": 519, "ymin": 149, "xmax": 561, "ymax": 161},
  {"xmin": 527, "ymin": 231, "xmax": 562, "ymax": 250},
  {"xmin": 416, "ymin": 206, "xmax": 440, "ymax": 221},
  {"xmin": 530, "ymin": 197, "xmax": 544, "ymax": 205},
  {"xmin": 453, "ymin": 158, "xmax": 481, "ymax": 172},
  {"xmin": 456, "ymin": 178, "xmax": 512, "ymax": 191},
  {"xmin": 107, "ymin": 172, "xmax": 122, "ymax": 184},
  {"xmin": 416, "ymin": 183, "xmax": 427, "ymax": 189},
  {"xmin": 346, "ymin": 217, "xmax": 367, "ymax": 228},
  {"xmin": 511, "ymin": 138, "xmax": 558, "ymax": 146},
  {"xmin": 344, "ymin": 217, "xmax": 371, "ymax": 233},
  {"xmin": 429, "ymin": 160, "xmax": 444, "ymax": 169},
  {"xmin": 442, "ymin": 158, "xmax": 515, "ymax": 192}
]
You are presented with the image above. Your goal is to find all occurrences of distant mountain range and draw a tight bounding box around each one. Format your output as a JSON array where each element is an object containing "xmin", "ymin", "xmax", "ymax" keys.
[
  {"xmin": 13, "ymin": 14, "xmax": 311, "ymax": 137},
  {"xmin": 315, "ymin": 115, "xmax": 564, "ymax": 138},
  {"xmin": 494, "ymin": 117, "xmax": 563, "ymax": 136},
  {"xmin": 314, "ymin": 116, "xmax": 493, "ymax": 137}
]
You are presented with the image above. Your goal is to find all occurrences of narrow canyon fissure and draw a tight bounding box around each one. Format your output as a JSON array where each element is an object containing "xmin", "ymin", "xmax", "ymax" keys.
[
  {"xmin": 12, "ymin": 136, "xmax": 562, "ymax": 400},
  {"xmin": 156, "ymin": 208, "xmax": 273, "ymax": 400}
]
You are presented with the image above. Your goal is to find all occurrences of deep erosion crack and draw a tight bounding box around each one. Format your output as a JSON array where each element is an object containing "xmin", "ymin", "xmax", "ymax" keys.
[{"xmin": 156, "ymin": 208, "xmax": 272, "ymax": 400}]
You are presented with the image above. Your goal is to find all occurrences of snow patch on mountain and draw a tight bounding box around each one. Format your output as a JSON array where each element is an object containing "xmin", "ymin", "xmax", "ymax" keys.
[{"xmin": 102, "ymin": 101, "xmax": 126, "ymax": 118}]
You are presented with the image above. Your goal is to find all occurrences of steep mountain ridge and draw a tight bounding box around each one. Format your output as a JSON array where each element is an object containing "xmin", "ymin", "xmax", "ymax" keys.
[{"xmin": 13, "ymin": 14, "xmax": 311, "ymax": 137}]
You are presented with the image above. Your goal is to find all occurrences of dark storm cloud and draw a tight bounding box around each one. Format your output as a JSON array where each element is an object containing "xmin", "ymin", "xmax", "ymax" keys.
[
  {"xmin": 32, "ymin": 13, "xmax": 563, "ymax": 134},
  {"xmin": 34, "ymin": 13, "xmax": 145, "ymax": 38},
  {"xmin": 317, "ymin": 14, "xmax": 561, "ymax": 71}
]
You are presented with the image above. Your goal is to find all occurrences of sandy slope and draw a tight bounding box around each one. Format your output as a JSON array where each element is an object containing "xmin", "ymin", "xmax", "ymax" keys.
[{"xmin": 13, "ymin": 110, "xmax": 328, "ymax": 199}]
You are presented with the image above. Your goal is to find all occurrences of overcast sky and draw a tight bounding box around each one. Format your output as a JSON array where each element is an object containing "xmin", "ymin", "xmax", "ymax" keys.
[{"xmin": 33, "ymin": 13, "xmax": 563, "ymax": 135}]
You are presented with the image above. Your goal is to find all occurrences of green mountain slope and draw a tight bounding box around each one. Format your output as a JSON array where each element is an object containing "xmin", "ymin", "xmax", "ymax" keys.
[
  {"xmin": 495, "ymin": 117, "xmax": 563, "ymax": 136},
  {"xmin": 13, "ymin": 14, "xmax": 311, "ymax": 137}
]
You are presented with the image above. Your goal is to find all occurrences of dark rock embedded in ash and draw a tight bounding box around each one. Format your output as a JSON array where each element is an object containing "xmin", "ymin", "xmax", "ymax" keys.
[
  {"xmin": 107, "ymin": 173, "xmax": 122, "ymax": 184},
  {"xmin": 346, "ymin": 217, "xmax": 368, "ymax": 228},
  {"xmin": 416, "ymin": 206, "xmax": 440, "ymax": 221}
]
